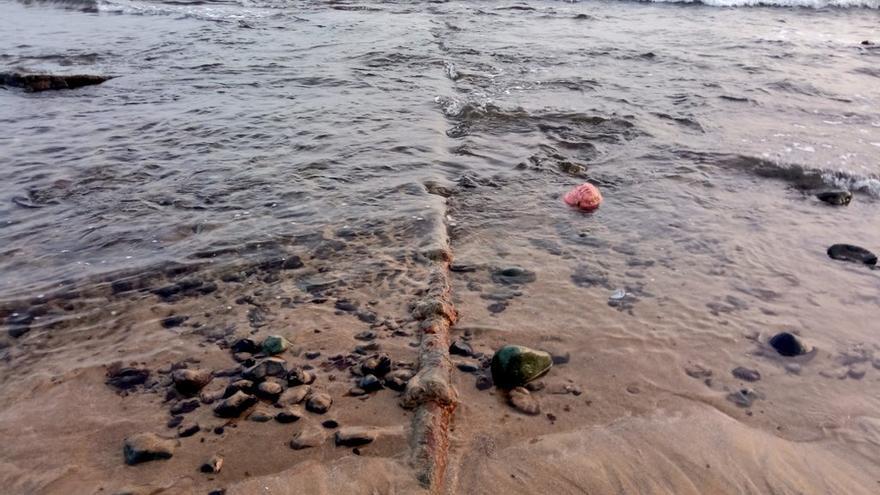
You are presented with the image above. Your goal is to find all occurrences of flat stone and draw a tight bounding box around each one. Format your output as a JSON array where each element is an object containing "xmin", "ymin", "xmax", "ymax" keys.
[
  {"xmin": 455, "ymin": 361, "xmax": 480, "ymax": 373},
  {"xmin": 170, "ymin": 399, "xmax": 200, "ymax": 415},
  {"xmin": 726, "ymin": 388, "xmax": 762, "ymax": 408},
  {"xmin": 106, "ymin": 366, "xmax": 150, "ymax": 390},
  {"xmin": 214, "ymin": 391, "xmax": 257, "ymax": 418},
  {"xmin": 278, "ymin": 385, "xmax": 311, "ymax": 405},
  {"xmin": 171, "ymin": 368, "xmax": 213, "ymax": 395},
  {"xmin": 275, "ymin": 406, "xmax": 304, "ymax": 423},
  {"xmin": 305, "ymin": 391, "xmax": 333, "ymax": 414},
  {"xmin": 732, "ymin": 367, "xmax": 761, "ymax": 382},
  {"xmin": 827, "ymin": 244, "xmax": 877, "ymax": 266},
  {"xmin": 123, "ymin": 433, "xmax": 178, "ymax": 465},
  {"xmin": 508, "ymin": 387, "xmax": 541, "ymax": 415},
  {"xmin": 335, "ymin": 427, "xmax": 377, "ymax": 447},
  {"xmin": 248, "ymin": 407, "xmax": 274, "ymax": 422},
  {"xmin": 290, "ymin": 426, "xmax": 324, "ymax": 450}
]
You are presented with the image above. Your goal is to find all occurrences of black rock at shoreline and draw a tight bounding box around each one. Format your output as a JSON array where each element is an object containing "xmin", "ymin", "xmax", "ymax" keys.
[
  {"xmin": 827, "ymin": 244, "xmax": 877, "ymax": 266},
  {"xmin": 1, "ymin": 72, "xmax": 112, "ymax": 92}
]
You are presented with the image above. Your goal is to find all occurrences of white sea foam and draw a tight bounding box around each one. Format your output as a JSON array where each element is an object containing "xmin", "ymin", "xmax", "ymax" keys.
[{"xmin": 643, "ymin": 0, "xmax": 878, "ymax": 7}]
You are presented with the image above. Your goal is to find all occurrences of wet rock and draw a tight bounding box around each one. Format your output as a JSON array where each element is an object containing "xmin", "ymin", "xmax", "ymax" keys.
[
  {"xmin": 248, "ymin": 407, "xmax": 274, "ymax": 422},
  {"xmin": 171, "ymin": 368, "xmax": 213, "ymax": 395},
  {"xmin": 384, "ymin": 369, "xmax": 413, "ymax": 392},
  {"xmin": 257, "ymin": 380, "xmax": 284, "ymax": 400},
  {"xmin": 508, "ymin": 387, "xmax": 541, "ymax": 415},
  {"xmin": 224, "ymin": 379, "xmax": 254, "ymax": 398},
  {"xmin": 335, "ymin": 427, "xmax": 376, "ymax": 447},
  {"xmin": 200, "ymin": 455, "xmax": 223, "ymax": 474},
  {"xmin": 275, "ymin": 406, "xmax": 303, "ymax": 423},
  {"xmin": 1, "ymin": 72, "xmax": 112, "ymax": 92},
  {"xmin": 287, "ymin": 366, "xmax": 316, "ymax": 386},
  {"xmin": 684, "ymin": 363, "xmax": 713, "ymax": 379},
  {"xmin": 305, "ymin": 391, "xmax": 333, "ymax": 414},
  {"xmin": 490, "ymin": 345, "xmax": 553, "ymax": 389},
  {"xmin": 322, "ymin": 419, "xmax": 339, "ymax": 429},
  {"xmin": 305, "ymin": 351, "xmax": 321, "ymax": 360},
  {"xmin": 360, "ymin": 353, "xmax": 392, "ymax": 377},
  {"xmin": 214, "ymin": 391, "xmax": 257, "ymax": 418},
  {"xmin": 123, "ymin": 433, "xmax": 178, "ymax": 465},
  {"xmin": 358, "ymin": 374, "xmax": 383, "ymax": 392},
  {"xmin": 281, "ymin": 256, "xmax": 304, "ymax": 270},
  {"xmin": 290, "ymin": 426, "xmax": 324, "ymax": 450},
  {"xmin": 827, "ymin": 244, "xmax": 877, "ymax": 266},
  {"xmin": 354, "ymin": 330, "xmax": 377, "ymax": 341},
  {"xmin": 177, "ymin": 422, "xmax": 200, "ymax": 438},
  {"xmin": 242, "ymin": 357, "xmax": 287, "ymax": 381},
  {"xmin": 278, "ymin": 385, "xmax": 311, "ymax": 405},
  {"xmin": 456, "ymin": 361, "xmax": 480, "ymax": 373},
  {"xmin": 262, "ymin": 335, "xmax": 290, "ymax": 355},
  {"xmin": 6, "ymin": 311, "xmax": 34, "ymax": 338},
  {"xmin": 769, "ymin": 332, "xmax": 807, "ymax": 357},
  {"xmin": 726, "ymin": 388, "xmax": 762, "ymax": 408},
  {"xmin": 161, "ymin": 315, "xmax": 187, "ymax": 329},
  {"xmin": 170, "ymin": 399, "xmax": 200, "ymax": 415},
  {"xmin": 475, "ymin": 374, "xmax": 493, "ymax": 391},
  {"xmin": 732, "ymin": 367, "xmax": 761, "ymax": 382},
  {"xmin": 106, "ymin": 366, "xmax": 150, "ymax": 390},
  {"xmin": 231, "ymin": 338, "xmax": 259, "ymax": 354},
  {"xmin": 449, "ymin": 339, "xmax": 473, "ymax": 357},
  {"xmin": 816, "ymin": 190, "xmax": 852, "ymax": 206},
  {"xmin": 491, "ymin": 266, "xmax": 536, "ymax": 285}
]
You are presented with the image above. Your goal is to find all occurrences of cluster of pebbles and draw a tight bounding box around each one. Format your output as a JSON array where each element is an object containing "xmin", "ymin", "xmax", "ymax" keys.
[{"xmin": 107, "ymin": 332, "xmax": 415, "ymax": 474}]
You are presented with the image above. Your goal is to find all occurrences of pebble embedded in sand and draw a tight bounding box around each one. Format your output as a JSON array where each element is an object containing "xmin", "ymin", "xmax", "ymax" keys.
[
  {"xmin": 491, "ymin": 345, "xmax": 553, "ymax": 389},
  {"xmin": 200, "ymin": 455, "xmax": 223, "ymax": 474},
  {"xmin": 248, "ymin": 407, "xmax": 274, "ymax": 422},
  {"xmin": 816, "ymin": 190, "xmax": 852, "ymax": 206},
  {"xmin": 769, "ymin": 332, "xmax": 807, "ymax": 357},
  {"xmin": 123, "ymin": 433, "xmax": 178, "ymax": 465},
  {"xmin": 290, "ymin": 426, "xmax": 324, "ymax": 450},
  {"xmin": 684, "ymin": 363, "xmax": 713, "ymax": 379},
  {"xmin": 306, "ymin": 391, "xmax": 333, "ymax": 414},
  {"xmin": 827, "ymin": 244, "xmax": 877, "ymax": 266},
  {"xmin": 170, "ymin": 399, "xmax": 200, "ymax": 415},
  {"xmin": 726, "ymin": 388, "xmax": 762, "ymax": 408},
  {"xmin": 358, "ymin": 374, "xmax": 383, "ymax": 392},
  {"xmin": 475, "ymin": 374, "xmax": 493, "ymax": 390},
  {"xmin": 335, "ymin": 427, "xmax": 377, "ymax": 447},
  {"xmin": 732, "ymin": 367, "xmax": 761, "ymax": 382},
  {"xmin": 275, "ymin": 406, "xmax": 304, "ymax": 423},
  {"xmin": 491, "ymin": 266, "xmax": 537, "ymax": 285},
  {"xmin": 508, "ymin": 387, "xmax": 541, "ymax": 415},
  {"xmin": 360, "ymin": 353, "xmax": 392, "ymax": 377},
  {"xmin": 106, "ymin": 366, "xmax": 150, "ymax": 390},
  {"xmin": 261, "ymin": 335, "xmax": 290, "ymax": 355},
  {"xmin": 178, "ymin": 422, "xmax": 200, "ymax": 438},
  {"xmin": 171, "ymin": 368, "xmax": 213, "ymax": 395},
  {"xmin": 214, "ymin": 391, "xmax": 258, "ymax": 418}
]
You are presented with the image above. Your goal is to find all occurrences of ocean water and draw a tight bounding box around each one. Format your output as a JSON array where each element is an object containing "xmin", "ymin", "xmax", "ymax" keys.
[{"xmin": 1, "ymin": 1, "xmax": 879, "ymax": 493}]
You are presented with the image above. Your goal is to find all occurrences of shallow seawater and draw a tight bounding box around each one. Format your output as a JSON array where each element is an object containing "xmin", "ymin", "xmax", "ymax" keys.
[{"xmin": 1, "ymin": 0, "xmax": 879, "ymax": 493}]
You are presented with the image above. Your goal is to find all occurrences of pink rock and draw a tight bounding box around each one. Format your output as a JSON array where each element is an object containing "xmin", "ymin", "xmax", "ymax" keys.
[{"xmin": 563, "ymin": 183, "xmax": 603, "ymax": 211}]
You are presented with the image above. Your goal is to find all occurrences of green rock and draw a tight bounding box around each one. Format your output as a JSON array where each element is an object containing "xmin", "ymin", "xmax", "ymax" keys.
[
  {"xmin": 490, "ymin": 345, "xmax": 553, "ymax": 389},
  {"xmin": 262, "ymin": 335, "xmax": 289, "ymax": 355}
]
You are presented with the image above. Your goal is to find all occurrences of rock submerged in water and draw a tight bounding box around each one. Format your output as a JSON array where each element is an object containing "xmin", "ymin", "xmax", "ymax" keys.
[
  {"xmin": 769, "ymin": 332, "xmax": 807, "ymax": 357},
  {"xmin": 123, "ymin": 433, "xmax": 178, "ymax": 465},
  {"xmin": 0, "ymin": 72, "xmax": 112, "ymax": 92},
  {"xmin": 490, "ymin": 345, "xmax": 552, "ymax": 389},
  {"xmin": 816, "ymin": 190, "xmax": 852, "ymax": 206},
  {"xmin": 827, "ymin": 244, "xmax": 877, "ymax": 266}
]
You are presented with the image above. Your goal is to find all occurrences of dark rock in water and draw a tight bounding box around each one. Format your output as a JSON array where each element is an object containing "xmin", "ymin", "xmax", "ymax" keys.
[
  {"xmin": 449, "ymin": 339, "xmax": 473, "ymax": 357},
  {"xmin": 358, "ymin": 374, "xmax": 383, "ymax": 392},
  {"xmin": 508, "ymin": 387, "xmax": 541, "ymax": 415},
  {"xmin": 360, "ymin": 353, "xmax": 392, "ymax": 377},
  {"xmin": 491, "ymin": 266, "xmax": 537, "ymax": 285},
  {"xmin": 6, "ymin": 311, "xmax": 34, "ymax": 338},
  {"xmin": 200, "ymin": 455, "xmax": 223, "ymax": 474},
  {"xmin": 335, "ymin": 427, "xmax": 376, "ymax": 447},
  {"xmin": 123, "ymin": 433, "xmax": 178, "ymax": 465},
  {"xmin": 490, "ymin": 345, "xmax": 553, "ymax": 389},
  {"xmin": 816, "ymin": 190, "xmax": 852, "ymax": 206},
  {"xmin": 231, "ymin": 338, "xmax": 259, "ymax": 354},
  {"xmin": 214, "ymin": 391, "xmax": 257, "ymax": 418},
  {"xmin": 1, "ymin": 72, "xmax": 112, "ymax": 92},
  {"xmin": 475, "ymin": 374, "xmax": 493, "ymax": 391},
  {"xmin": 178, "ymin": 422, "xmax": 200, "ymax": 438},
  {"xmin": 769, "ymin": 332, "xmax": 807, "ymax": 357},
  {"xmin": 243, "ymin": 357, "xmax": 288, "ymax": 381},
  {"xmin": 261, "ymin": 335, "xmax": 290, "ymax": 355},
  {"xmin": 732, "ymin": 367, "xmax": 761, "ymax": 382},
  {"xmin": 290, "ymin": 426, "xmax": 324, "ymax": 450},
  {"xmin": 106, "ymin": 366, "xmax": 150, "ymax": 390},
  {"xmin": 257, "ymin": 380, "xmax": 284, "ymax": 400},
  {"xmin": 275, "ymin": 406, "xmax": 303, "ymax": 423},
  {"xmin": 281, "ymin": 256, "xmax": 304, "ymax": 270},
  {"xmin": 383, "ymin": 369, "xmax": 413, "ymax": 392},
  {"xmin": 170, "ymin": 399, "xmax": 200, "ymax": 415},
  {"xmin": 171, "ymin": 368, "xmax": 213, "ymax": 395},
  {"xmin": 305, "ymin": 391, "xmax": 333, "ymax": 414},
  {"xmin": 161, "ymin": 315, "xmax": 187, "ymax": 329},
  {"xmin": 287, "ymin": 366, "xmax": 315, "ymax": 386},
  {"xmin": 862, "ymin": 40, "xmax": 874, "ymax": 46},
  {"xmin": 827, "ymin": 244, "xmax": 877, "ymax": 266}
]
